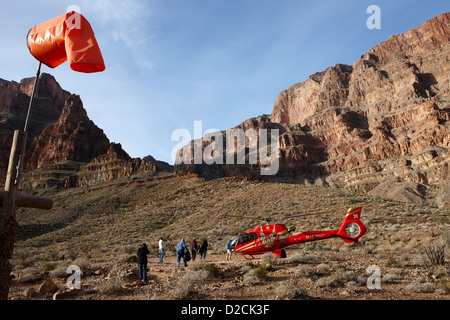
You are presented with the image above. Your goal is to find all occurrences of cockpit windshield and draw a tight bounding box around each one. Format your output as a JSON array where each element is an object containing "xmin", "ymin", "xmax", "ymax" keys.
[{"xmin": 237, "ymin": 233, "xmax": 258, "ymax": 246}]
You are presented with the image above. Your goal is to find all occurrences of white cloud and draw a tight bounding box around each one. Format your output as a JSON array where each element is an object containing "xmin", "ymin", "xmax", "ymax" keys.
[{"xmin": 82, "ymin": 0, "xmax": 154, "ymax": 70}]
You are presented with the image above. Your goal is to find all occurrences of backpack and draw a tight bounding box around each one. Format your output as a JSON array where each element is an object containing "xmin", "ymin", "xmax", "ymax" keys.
[{"xmin": 184, "ymin": 250, "xmax": 191, "ymax": 262}]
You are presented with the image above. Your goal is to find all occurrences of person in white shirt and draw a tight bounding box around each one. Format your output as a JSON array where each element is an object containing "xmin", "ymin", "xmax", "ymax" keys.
[{"xmin": 158, "ymin": 237, "xmax": 166, "ymax": 262}]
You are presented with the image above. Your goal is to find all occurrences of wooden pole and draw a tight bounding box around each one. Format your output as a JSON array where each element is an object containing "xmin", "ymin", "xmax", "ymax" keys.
[
  {"xmin": 0, "ymin": 130, "xmax": 24, "ymax": 300},
  {"xmin": 0, "ymin": 63, "xmax": 50, "ymax": 300},
  {"xmin": 0, "ymin": 192, "xmax": 53, "ymax": 210}
]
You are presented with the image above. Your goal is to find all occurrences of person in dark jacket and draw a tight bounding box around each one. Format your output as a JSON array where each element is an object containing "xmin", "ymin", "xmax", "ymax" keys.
[
  {"xmin": 191, "ymin": 239, "xmax": 198, "ymax": 261},
  {"xmin": 199, "ymin": 238, "xmax": 208, "ymax": 260},
  {"xmin": 137, "ymin": 243, "xmax": 150, "ymax": 282}
]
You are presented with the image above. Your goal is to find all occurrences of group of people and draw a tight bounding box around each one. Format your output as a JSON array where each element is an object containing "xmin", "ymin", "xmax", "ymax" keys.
[
  {"xmin": 174, "ymin": 238, "xmax": 209, "ymax": 267},
  {"xmin": 136, "ymin": 237, "xmax": 209, "ymax": 282}
]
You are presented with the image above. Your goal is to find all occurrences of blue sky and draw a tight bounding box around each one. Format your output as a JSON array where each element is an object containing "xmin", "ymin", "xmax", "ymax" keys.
[{"xmin": 0, "ymin": 0, "xmax": 448, "ymax": 164}]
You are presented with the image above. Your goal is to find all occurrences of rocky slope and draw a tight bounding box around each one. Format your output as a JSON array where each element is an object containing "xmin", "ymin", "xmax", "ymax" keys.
[
  {"xmin": 9, "ymin": 172, "xmax": 450, "ymax": 301},
  {"xmin": 175, "ymin": 13, "xmax": 450, "ymax": 208},
  {"xmin": 0, "ymin": 74, "xmax": 172, "ymax": 191}
]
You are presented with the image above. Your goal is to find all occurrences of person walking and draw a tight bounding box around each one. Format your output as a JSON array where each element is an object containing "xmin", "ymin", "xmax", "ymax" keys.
[
  {"xmin": 226, "ymin": 239, "xmax": 232, "ymax": 260},
  {"xmin": 199, "ymin": 238, "xmax": 208, "ymax": 260},
  {"xmin": 191, "ymin": 239, "xmax": 198, "ymax": 261},
  {"xmin": 176, "ymin": 239, "xmax": 189, "ymax": 267},
  {"xmin": 158, "ymin": 237, "xmax": 166, "ymax": 263},
  {"xmin": 137, "ymin": 243, "xmax": 150, "ymax": 282}
]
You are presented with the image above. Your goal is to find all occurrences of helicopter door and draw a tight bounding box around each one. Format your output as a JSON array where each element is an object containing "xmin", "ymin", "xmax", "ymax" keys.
[{"xmin": 229, "ymin": 236, "xmax": 238, "ymax": 250}]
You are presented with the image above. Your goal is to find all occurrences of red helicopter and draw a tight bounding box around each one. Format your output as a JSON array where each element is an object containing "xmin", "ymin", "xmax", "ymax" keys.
[{"xmin": 229, "ymin": 207, "xmax": 366, "ymax": 259}]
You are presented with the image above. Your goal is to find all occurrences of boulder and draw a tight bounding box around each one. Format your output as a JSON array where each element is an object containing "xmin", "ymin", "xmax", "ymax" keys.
[{"xmin": 38, "ymin": 278, "xmax": 59, "ymax": 295}]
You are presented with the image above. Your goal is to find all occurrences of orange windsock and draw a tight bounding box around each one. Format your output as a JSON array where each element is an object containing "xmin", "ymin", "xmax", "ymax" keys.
[{"xmin": 27, "ymin": 12, "xmax": 105, "ymax": 73}]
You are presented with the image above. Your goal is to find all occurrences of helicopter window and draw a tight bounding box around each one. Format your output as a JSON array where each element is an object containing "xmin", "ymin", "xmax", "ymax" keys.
[{"xmin": 237, "ymin": 233, "xmax": 258, "ymax": 245}]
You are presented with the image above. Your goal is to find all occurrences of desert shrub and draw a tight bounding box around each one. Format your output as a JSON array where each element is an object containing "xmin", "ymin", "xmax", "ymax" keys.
[
  {"xmin": 406, "ymin": 280, "xmax": 434, "ymax": 293},
  {"xmin": 189, "ymin": 259, "xmax": 207, "ymax": 271},
  {"xmin": 316, "ymin": 267, "xmax": 364, "ymax": 288},
  {"xmin": 99, "ymin": 266, "xmax": 126, "ymax": 295},
  {"xmin": 204, "ymin": 263, "xmax": 220, "ymax": 278},
  {"xmin": 315, "ymin": 263, "xmax": 329, "ymax": 275},
  {"xmin": 334, "ymin": 264, "xmax": 346, "ymax": 272},
  {"xmin": 68, "ymin": 250, "xmax": 79, "ymax": 261},
  {"xmin": 275, "ymin": 280, "xmax": 306, "ymax": 300},
  {"xmin": 316, "ymin": 276, "xmax": 338, "ymax": 288},
  {"xmin": 303, "ymin": 241, "xmax": 326, "ymax": 252},
  {"xmin": 316, "ymin": 268, "xmax": 345, "ymax": 288},
  {"xmin": 243, "ymin": 271, "xmax": 256, "ymax": 283},
  {"xmin": 47, "ymin": 250, "xmax": 61, "ymax": 262},
  {"xmin": 345, "ymin": 281, "xmax": 360, "ymax": 289},
  {"xmin": 240, "ymin": 264, "xmax": 253, "ymax": 275},
  {"xmin": 386, "ymin": 257, "xmax": 399, "ymax": 268},
  {"xmin": 437, "ymin": 279, "xmax": 450, "ymax": 295},
  {"xmin": 261, "ymin": 253, "xmax": 279, "ymax": 266},
  {"xmin": 423, "ymin": 242, "xmax": 445, "ymax": 267},
  {"xmin": 430, "ymin": 265, "xmax": 448, "ymax": 278},
  {"xmin": 43, "ymin": 261, "xmax": 58, "ymax": 271},
  {"xmin": 288, "ymin": 252, "xmax": 310, "ymax": 264},
  {"xmin": 341, "ymin": 270, "xmax": 365, "ymax": 285},
  {"xmin": 443, "ymin": 231, "xmax": 450, "ymax": 247},
  {"xmin": 242, "ymin": 263, "xmax": 269, "ymax": 283},
  {"xmin": 253, "ymin": 265, "xmax": 268, "ymax": 281},
  {"xmin": 73, "ymin": 257, "xmax": 90, "ymax": 272},
  {"xmin": 169, "ymin": 270, "xmax": 208, "ymax": 299},
  {"xmin": 50, "ymin": 264, "xmax": 70, "ymax": 278},
  {"xmin": 100, "ymin": 275, "xmax": 126, "ymax": 295},
  {"xmin": 17, "ymin": 267, "xmax": 41, "ymax": 284},
  {"xmin": 295, "ymin": 265, "xmax": 316, "ymax": 278},
  {"xmin": 123, "ymin": 245, "xmax": 135, "ymax": 254},
  {"xmin": 14, "ymin": 249, "xmax": 35, "ymax": 268},
  {"xmin": 126, "ymin": 255, "xmax": 137, "ymax": 263}
]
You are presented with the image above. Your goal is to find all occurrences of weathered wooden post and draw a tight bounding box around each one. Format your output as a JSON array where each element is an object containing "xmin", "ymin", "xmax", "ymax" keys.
[
  {"xmin": 0, "ymin": 131, "xmax": 53, "ymax": 299},
  {"xmin": 0, "ymin": 62, "xmax": 42, "ymax": 300},
  {"xmin": 0, "ymin": 130, "xmax": 24, "ymax": 299}
]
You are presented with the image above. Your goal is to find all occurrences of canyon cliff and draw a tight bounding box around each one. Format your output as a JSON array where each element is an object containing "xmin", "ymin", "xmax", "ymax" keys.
[
  {"xmin": 0, "ymin": 74, "xmax": 171, "ymax": 190},
  {"xmin": 175, "ymin": 13, "xmax": 450, "ymax": 208},
  {"xmin": 1, "ymin": 13, "xmax": 448, "ymax": 208}
]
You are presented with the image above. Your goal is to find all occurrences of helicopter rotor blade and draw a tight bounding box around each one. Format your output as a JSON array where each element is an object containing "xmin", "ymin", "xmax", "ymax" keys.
[
  {"xmin": 286, "ymin": 211, "xmax": 331, "ymax": 218},
  {"xmin": 226, "ymin": 211, "xmax": 332, "ymax": 222},
  {"xmin": 226, "ymin": 215, "xmax": 261, "ymax": 220}
]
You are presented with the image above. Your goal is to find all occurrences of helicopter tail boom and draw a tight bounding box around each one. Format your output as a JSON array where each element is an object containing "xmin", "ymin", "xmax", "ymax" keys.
[{"xmin": 336, "ymin": 207, "xmax": 366, "ymax": 243}]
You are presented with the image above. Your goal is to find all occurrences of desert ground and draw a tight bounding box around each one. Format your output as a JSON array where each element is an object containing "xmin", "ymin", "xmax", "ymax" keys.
[{"xmin": 6, "ymin": 172, "xmax": 450, "ymax": 301}]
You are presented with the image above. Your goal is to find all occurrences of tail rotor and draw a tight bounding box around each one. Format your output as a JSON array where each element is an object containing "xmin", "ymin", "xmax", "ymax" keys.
[{"xmin": 337, "ymin": 207, "xmax": 367, "ymax": 243}]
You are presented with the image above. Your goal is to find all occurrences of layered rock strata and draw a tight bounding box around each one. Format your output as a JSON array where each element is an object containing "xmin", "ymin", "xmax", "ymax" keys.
[{"xmin": 175, "ymin": 13, "xmax": 450, "ymax": 207}]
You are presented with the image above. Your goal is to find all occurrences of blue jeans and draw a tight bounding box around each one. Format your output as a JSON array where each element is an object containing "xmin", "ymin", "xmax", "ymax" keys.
[
  {"xmin": 177, "ymin": 251, "xmax": 186, "ymax": 267},
  {"xmin": 159, "ymin": 248, "xmax": 164, "ymax": 262},
  {"xmin": 139, "ymin": 263, "xmax": 147, "ymax": 281}
]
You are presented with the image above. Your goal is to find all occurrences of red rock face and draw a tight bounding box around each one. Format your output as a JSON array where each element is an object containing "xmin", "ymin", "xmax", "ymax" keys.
[
  {"xmin": 0, "ymin": 74, "xmax": 70, "ymax": 181},
  {"xmin": 25, "ymin": 94, "xmax": 110, "ymax": 170},
  {"xmin": 272, "ymin": 64, "xmax": 353, "ymax": 125},
  {"xmin": 272, "ymin": 13, "xmax": 450, "ymax": 125},
  {"xmin": 270, "ymin": 14, "xmax": 450, "ymax": 185},
  {"xmin": 0, "ymin": 74, "xmax": 171, "ymax": 190},
  {"xmin": 175, "ymin": 13, "xmax": 450, "ymax": 207}
]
